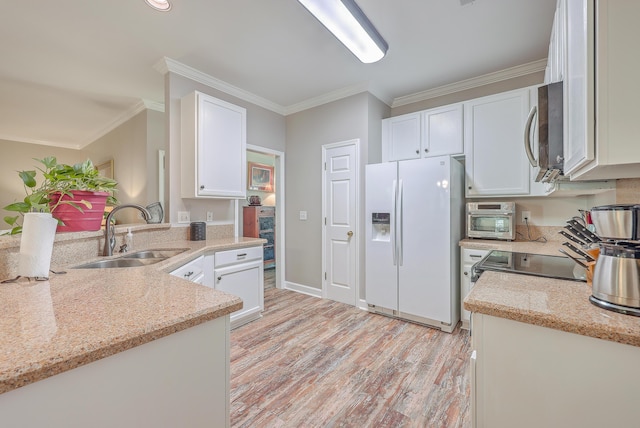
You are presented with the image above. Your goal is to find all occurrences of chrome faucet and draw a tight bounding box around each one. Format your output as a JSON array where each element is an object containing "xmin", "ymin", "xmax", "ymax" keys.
[{"xmin": 103, "ymin": 204, "xmax": 151, "ymax": 256}]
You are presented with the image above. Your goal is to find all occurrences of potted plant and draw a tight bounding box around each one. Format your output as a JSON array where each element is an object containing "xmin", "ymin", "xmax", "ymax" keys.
[{"xmin": 3, "ymin": 157, "xmax": 118, "ymax": 234}]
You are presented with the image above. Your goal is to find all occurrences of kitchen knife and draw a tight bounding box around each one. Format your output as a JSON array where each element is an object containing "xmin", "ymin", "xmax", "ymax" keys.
[
  {"xmin": 564, "ymin": 225, "xmax": 593, "ymax": 244},
  {"xmin": 567, "ymin": 219, "xmax": 601, "ymax": 242},
  {"xmin": 562, "ymin": 241, "xmax": 596, "ymax": 262},
  {"xmin": 558, "ymin": 249, "xmax": 589, "ymax": 269},
  {"xmin": 559, "ymin": 230, "xmax": 587, "ymax": 246}
]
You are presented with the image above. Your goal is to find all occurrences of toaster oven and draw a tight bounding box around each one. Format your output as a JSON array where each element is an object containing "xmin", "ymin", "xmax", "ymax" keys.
[{"xmin": 466, "ymin": 202, "xmax": 516, "ymax": 241}]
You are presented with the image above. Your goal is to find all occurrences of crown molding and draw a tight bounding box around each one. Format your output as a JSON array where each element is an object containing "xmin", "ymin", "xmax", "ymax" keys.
[
  {"xmin": 143, "ymin": 99, "xmax": 165, "ymax": 112},
  {"xmin": 80, "ymin": 100, "xmax": 148, "ymax": 148},
  {"xmin": 284, "ymin": 82, "xmax": 370, "ymax": 115},
  {"xmin": 391, "ymin": 58, "xmax": 547, "ymax": 108},
  {"xmin": 0, "ymin": 134, "xmax": 83, "ymax": 150},
  {"xmin": 156, "ymin": 57, "xmax": 287, "ymax": 115}
]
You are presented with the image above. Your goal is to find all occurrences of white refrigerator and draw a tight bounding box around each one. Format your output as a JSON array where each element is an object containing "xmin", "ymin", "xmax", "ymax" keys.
[{"xmin": 365, "ymin": 156, "xmax": 463, "ymax": 333}]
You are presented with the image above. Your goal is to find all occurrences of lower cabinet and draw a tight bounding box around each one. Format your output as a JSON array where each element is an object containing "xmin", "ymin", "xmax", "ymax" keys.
[
  {"xmin": 0, "ymin": 317, "xmax": 230, "ymax": 428},
  {"xmin": 214, "ymin": 246, "xmax": 264, "ymax": 329},
  {"xmin": 460, "ymin": 248, "xmax": 489, "ymax": 329},
  {"xmin": 470, "ymin": 313, "xmax": 640, "ymax": 428},
  {"xmin": 171, "ymin": 246, "xmax": 264, "ymax": 329}
]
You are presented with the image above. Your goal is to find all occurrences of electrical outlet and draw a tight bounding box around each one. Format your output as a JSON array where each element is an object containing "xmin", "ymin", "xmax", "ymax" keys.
[
  {"xmin": 521, "ymin": 210, "xmax": 531, "ymax": 223},
  {"xmin": 299, "ymin": 210, "xmax": 308, "ymax": 221},
  {"xmin": 206, "ymin": 211, "xmax": 214, "ymax": 222},
  {"xmin": 178, "ymin": 211, "xmax": 190, "ymax": 224}
]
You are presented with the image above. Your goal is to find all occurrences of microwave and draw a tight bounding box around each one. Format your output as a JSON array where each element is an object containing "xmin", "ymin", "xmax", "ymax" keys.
[
  {"xmin": 466, "ymin": 202, "xmax": 516, "ymax": 241},
  {"xmin": 524, "ymin": 81, "xmax": 564, "ymax": 183}
]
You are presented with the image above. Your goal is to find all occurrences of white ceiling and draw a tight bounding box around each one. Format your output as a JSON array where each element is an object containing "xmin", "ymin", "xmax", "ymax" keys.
[{"xmin": 0, "ymin": 0, "xmax": 556, "ymax": 149}]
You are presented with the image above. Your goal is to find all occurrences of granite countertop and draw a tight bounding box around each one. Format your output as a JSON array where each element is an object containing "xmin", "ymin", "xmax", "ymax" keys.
[
  {"xmin": 462, "ymin": 239, "xmax": 640, "ymax": 348},
  {"xmin": 0, "ymin": 237, "xmax": 265, "ymax": 394}
]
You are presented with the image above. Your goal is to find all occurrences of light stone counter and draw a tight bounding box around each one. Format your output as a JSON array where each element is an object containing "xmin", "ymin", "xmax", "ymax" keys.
[
  {"xmin": 0, "ymin": 236, "xmax": 265, "ymax": 394},
  {"xmin": 462, "ymin": 239, "xmax": 640, "ymax": 348}
]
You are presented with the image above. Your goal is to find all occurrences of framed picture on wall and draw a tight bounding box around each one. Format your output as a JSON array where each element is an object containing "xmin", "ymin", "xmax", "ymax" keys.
[{"xmin": 248, "ymin": 162, "xmax": 274, "ymax": 192}]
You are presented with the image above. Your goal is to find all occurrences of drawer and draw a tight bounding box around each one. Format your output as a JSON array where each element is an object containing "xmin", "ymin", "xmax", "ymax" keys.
[
  {"xmin": 257, "ymin": 206, "xmax": 275, "ymax": 217},
  {"xmin": 214, "ymin": 246, "xmax": 263, "ymax": 268},
  {"xmin": 170, "ymin": 255, "xmax": 204, "ymax": 282},
  {"xmin": 462, "ymin": 248, "xmax": 490, "ymax": 264}
]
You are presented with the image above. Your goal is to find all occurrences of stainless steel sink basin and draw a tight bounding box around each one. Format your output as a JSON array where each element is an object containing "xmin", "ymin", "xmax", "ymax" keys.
[
  {"xmin": 73, "ymin": 248, "xmax": 188, "ymax": 269},
  {"xmin": 121, "ymin": 249, "xmax": 188, "ymax": 260}
]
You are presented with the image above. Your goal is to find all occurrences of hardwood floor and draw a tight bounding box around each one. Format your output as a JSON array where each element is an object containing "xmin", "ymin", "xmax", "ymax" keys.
[{"xmin": 230, "ymin": 288, "xmax": 471, "ymax": 427}]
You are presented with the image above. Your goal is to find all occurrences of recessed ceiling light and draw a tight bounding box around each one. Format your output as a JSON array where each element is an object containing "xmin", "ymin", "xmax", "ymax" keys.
[{"xmin": 145, "ymin": 0, "xmax": 172, "ymax": 12}]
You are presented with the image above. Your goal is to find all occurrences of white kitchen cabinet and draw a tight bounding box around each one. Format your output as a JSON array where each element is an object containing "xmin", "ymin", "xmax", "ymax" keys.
[
  {"xmin": 562, "ymin": 0, "xmax": 640, "ymax": 180},
  {"xmin": 464, "ymin": 88, "xmax": 532, "ymax": 197},
  {"xmin": 421, "ymin": 104, "xmax": 464, "ymax": 158},
  {"xmin": 544, "ymin": 0, "xmax": 565, "ymax": 85},
  {"xmin": 0, "ymin": 317, "xmax": 231, "ymax": 428},
  {"xmin": 181, "ymin": 91, "xmax": 247, "ymax": 199},
  {"xmin": 382, "ymin": 113, "xmax": 421, "ymax": 162},
  {"xmin": 460, "ymin": 248, "xmax": 489, "ymax": 330},
  {"xmin": 214, "ymin": 246, "xmax": 264, "ymax": 329},
  {"xmin": 382, "ymin": 104, "xmax": 463, "ymax": 162},
  {"xmin": 170, "ymin": 255, "xmax": 205, "ymax": 284},
  {"xmin": 471, "ymin": 313, "xmax": 640, "ymax": 428}
]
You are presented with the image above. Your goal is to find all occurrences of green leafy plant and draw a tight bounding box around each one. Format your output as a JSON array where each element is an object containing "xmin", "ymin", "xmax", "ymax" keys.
[{"xmin": 3, "ymin": 157, "xmax": 118, "ymax": 235}]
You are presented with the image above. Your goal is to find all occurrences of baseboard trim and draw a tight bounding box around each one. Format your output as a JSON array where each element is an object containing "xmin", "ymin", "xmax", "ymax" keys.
[{"xmin": 284, "ymin": 281, "xmax": 322, "ymax": 298}]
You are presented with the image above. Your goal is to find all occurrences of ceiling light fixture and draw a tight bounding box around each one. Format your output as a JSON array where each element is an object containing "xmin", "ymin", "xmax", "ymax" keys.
[
  {"xmin": 145, "ymin": 0, "xmax": 172, "ymax": 12},
  {"xmin": 298, "ymin": 0, "xmax": 388, "ymax": 64}
]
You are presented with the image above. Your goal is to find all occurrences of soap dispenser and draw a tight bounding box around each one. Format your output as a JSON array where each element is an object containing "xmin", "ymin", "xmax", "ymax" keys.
[{"xmin": 124, "ymin": 227, "xmax": 133, "ymax": 251}]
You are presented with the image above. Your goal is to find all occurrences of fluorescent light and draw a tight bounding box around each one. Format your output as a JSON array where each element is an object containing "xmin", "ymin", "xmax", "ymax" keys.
[
  {"xmin": 145, "ymin": 0, "xmax": 172, "ymax": 11},
  {"xmin": 298, "ymin": 0, "xmax": 388, "ymax": 63}
]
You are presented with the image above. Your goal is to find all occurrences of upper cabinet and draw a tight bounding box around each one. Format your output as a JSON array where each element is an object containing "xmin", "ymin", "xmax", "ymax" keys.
[
  {"xmin": 181, "ymin": 91, "xmax": 247, "ymax": 199},
  {"xmin": 382, "ymin": 104, "xmax": 463, "ymax": 162},
  {"xmin": 463, "ymin": 88, "xmax": 534, "ymax": 197},
  {"xmin": 561, "ymin": 0, "xmax": 640, "ymax": 180}
]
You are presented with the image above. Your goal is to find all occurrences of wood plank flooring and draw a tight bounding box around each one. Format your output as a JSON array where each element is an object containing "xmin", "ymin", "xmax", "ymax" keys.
[{"xmin": 230, "ymin": 288, "xmax": 471, "ymax": 427}]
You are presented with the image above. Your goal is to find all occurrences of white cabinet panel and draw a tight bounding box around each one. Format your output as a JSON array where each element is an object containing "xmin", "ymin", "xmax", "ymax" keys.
[
  {"xmin": 181, "ymin": 91, "xmax": 246, "ymax": 199},
  {"xmin": 464, "ymin": 89, "xmax": 531, "ymax": 197},
  {"xmin": 422, "ymin": 103, "xmax": 464, "ymax": 158},
  {"xmin": 214, "ymin": 246, "xmax": 263, "ymax": 329},
  {"xmin": 460, "ymin": 248, "xmax": 489, "ymax": 330},
  {"xmin": 382, "ymin": 113, "xmax": 421, "ymax": 162}
]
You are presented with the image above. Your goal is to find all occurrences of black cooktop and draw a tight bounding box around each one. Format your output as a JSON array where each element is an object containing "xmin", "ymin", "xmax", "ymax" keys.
[{"xmin": 472, "ymin": 250, "xmax": 586, "ymax": 283}]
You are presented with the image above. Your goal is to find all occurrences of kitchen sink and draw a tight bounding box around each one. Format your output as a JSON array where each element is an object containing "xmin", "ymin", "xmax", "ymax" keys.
[
  {"xmin": 73, "ymin": 248, "xmax": 189, "ymax": 269},
  {"xmin": 121, "ymin": 249, "xmax": 188, "ymax": 260}
]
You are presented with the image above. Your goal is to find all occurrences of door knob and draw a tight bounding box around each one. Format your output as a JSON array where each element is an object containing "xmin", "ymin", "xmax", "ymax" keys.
[{"xmin": 347, "ymin": 231, "xmax": 353, "ymax": 237}]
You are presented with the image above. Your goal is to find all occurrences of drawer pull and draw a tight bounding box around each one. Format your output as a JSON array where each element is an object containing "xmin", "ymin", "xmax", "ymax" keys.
[
  {"xmin": 237, "ymin": 253, "xmax": 247, "ymax": 258},
  {"xmin": 184, "ymin": 271, "xmax": 194, "ymax": 278},
  {"xmin": 470, "ymin": 255, "xmax": 483, "ymax": 258},
  {"xmin": 217, "ymin": 276, "xmax": 222, "ymax": 281}
]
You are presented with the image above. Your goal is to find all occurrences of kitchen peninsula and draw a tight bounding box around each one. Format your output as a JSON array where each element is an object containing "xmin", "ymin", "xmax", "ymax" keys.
[
  {"xmin": 0, "ymin": 229, "xmax": 263, "ymax": 428},
  {"xmin": 465, "ymin": 244, "xmax": 640, "ymax": 428}
]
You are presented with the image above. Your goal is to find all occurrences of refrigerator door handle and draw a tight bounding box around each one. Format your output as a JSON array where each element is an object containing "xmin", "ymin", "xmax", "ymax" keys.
[
  {"xmin": 398, "ymin": 179, "xmax": 404, "ymax": 267},
  {"xmin": 391, "ymin": 179, "xmax": 397, "ymax": 266}
]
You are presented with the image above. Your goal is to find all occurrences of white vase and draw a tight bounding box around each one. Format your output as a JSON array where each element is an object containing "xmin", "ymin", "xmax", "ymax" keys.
[{"xmin": 18, "ymin": 212, "xmax": 58, "ymax": 278}]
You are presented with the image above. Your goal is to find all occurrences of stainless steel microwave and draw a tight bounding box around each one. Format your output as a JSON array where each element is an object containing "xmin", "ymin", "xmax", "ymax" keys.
[
  {"xmin": 524, "ymin": 81, "xmax": 564, "ymax": 183},
  {"xmin": 466, "ymin": 202, "xmax": 516, "ymax": 241}
]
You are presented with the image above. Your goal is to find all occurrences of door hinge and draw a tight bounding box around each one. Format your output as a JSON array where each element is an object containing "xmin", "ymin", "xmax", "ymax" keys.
[
  {"xmin": 324, "ymin": 162, "xmax": 327, "ymax": 170},
  {"xmin": 324, "ymin": 272, "xmax": 327, "ymax": 280},
  {"xmin": 324, "ymin": 217, "xmax": 326, "ymax": 225}
]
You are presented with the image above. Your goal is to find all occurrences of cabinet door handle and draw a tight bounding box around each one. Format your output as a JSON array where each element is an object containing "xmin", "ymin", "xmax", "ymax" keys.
[
  {"xmin": 524, "ymin": 106, "xmax": 538, "ymax": 167},
  {"xmin": 424, "ymin": 148, "xmax": 429, "ymax": 153},
  {"xmin": 217, "ymin": 276, "xmax": 222, "ymax": 281},
  {"xmin": 200, "ymin": 185, "xmax": 205, "ymax": 190},
  {"xmin": 464, "ymin": 271, "xmax": 469, "ymax": 276},
  {"xmin": 415, "ymin": 149, "xmax": 419, "ymax": 154}
]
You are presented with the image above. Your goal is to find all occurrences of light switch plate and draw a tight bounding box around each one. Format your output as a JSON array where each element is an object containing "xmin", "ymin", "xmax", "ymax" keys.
[
  {"xmin": 299, "ymin": 210, "xmax": 307, "ymax": 221},
  {"xmin": 178, "ymin": 211, "xmax": 190, "ymax": 223}
]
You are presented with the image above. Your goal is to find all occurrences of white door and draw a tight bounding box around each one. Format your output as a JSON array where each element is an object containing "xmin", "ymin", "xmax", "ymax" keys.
[{"xmin": 323, "ymin": 141, "xmax": 358, "ymax": 305}]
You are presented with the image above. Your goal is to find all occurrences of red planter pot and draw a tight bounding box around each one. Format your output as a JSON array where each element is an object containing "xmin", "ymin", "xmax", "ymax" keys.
[{"xmin": 49, "ymin": 191, "xmax": 109, "ymax": 232}]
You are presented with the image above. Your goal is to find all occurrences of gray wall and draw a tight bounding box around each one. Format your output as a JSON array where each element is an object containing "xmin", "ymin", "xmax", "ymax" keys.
[
  {"xmin": 284, "ymin": 92, "xmax": 388, "ymax": 293},
  {"xmin": 165, "ymin": 73, "xmax": 286, "ymax": 225},
  {"xmin": 0, "ymin": 140, "xmax": 87, "ymax": 227},
  {"xmin": 390, "ymin": 72, "xmax": 545, "ymax": 116}
]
